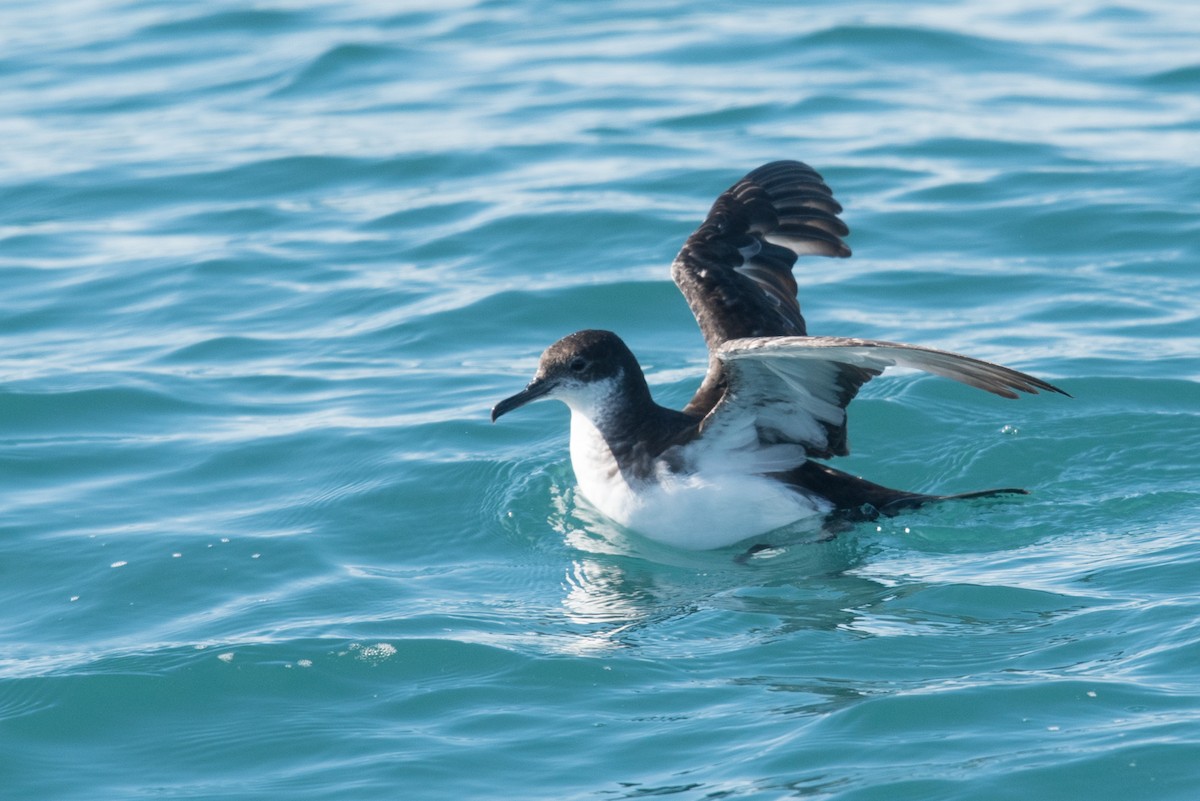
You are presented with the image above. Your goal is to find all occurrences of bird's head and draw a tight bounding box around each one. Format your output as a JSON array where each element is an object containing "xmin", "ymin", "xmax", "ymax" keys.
[{"xmin": 491, "ymin": 329, "xmax": 643, "ymax": 422}]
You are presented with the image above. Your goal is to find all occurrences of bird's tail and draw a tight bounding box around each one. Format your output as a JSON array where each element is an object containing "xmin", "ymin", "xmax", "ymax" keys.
[{"xmin": 776, "ymin": 461, "xmax": 1028, "ymax": 523}]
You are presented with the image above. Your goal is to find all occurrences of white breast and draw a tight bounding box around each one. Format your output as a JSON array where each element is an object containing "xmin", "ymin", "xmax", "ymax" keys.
[
  {"xmin": 568, "ymin": 411, "xmax": 633, "ymax": 523},
  {"xmin": 567, "ymin": 410, "xmax": 828, "ymax": 550}
]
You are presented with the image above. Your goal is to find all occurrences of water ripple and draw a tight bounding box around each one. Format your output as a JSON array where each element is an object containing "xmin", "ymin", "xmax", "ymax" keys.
[{"xmin": 2, "ymin": 1, "xmax": 1199, "ymax": 799}]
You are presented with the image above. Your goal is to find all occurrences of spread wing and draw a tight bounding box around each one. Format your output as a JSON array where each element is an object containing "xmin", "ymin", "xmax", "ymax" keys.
[
  {"xmin": 695, "ymin": 336, "xmax": 1069, "ymax": 460},
  {"xmin": 671, "ymin": 161, "xmax": 851, "ymax": 416}
]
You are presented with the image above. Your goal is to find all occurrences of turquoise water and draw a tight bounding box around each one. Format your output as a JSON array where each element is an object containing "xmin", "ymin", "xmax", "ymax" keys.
[{"xmin": 3, "ymin": 0, "xmax": 1199, "ymax": 798}]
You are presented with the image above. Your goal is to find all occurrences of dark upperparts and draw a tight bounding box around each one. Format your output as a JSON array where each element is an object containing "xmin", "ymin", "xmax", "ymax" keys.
[{"xmin": 670, "ymin": 161, "xmax": 852, "ymax": 417}]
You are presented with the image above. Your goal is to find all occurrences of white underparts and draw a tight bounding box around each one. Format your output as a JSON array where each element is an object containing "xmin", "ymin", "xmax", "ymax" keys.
[{"xmin": 564, "ymin": 403, "xmax": 827, "ymax": 550}]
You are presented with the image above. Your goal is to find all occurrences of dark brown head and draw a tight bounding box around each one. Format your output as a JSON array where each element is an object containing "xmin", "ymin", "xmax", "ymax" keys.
[{"xmin": 491, "ymin": 330, "xmax": 648, "ymax": 422}]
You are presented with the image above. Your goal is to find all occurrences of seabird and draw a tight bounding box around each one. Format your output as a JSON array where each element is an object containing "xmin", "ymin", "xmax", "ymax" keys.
[{"xmin": 492, "ymin": 161, "xmax": 1067, "ymax": 550}]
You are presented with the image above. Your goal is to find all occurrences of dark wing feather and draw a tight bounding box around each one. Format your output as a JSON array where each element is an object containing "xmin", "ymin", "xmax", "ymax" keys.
[
  {"xmin": 696, "ymin": 336, "xmax": 1069, "ymax": 460},
  {"xmin": 671, "ymin": 161, "xmax": 851, "ymax": 417}
]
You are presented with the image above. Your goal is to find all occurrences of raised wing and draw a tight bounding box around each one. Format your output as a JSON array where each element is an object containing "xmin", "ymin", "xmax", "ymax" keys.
[
  {"xmin": 697, "ymin": 336, "xmax": 1069, "ymax": 460},
  {"xmin": 671, "ymin": 161, "xmax": 851, "ymax": 416}
]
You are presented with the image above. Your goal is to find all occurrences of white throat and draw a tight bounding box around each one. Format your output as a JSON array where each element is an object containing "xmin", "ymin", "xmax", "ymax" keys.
[{"xmin": 560, "ymin": 375, "xmax": 633, "ymax": 516}]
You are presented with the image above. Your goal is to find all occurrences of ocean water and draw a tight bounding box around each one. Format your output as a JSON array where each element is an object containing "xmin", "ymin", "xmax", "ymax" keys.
[{"xmin": 2, "ymin": 0, "xmax": 1199, "ymax": 798}]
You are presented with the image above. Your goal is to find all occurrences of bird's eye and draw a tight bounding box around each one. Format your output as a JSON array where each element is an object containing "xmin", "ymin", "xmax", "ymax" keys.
[{"xmin": 569, "ymin": 357, "xmax": 587, "ymax": 373}]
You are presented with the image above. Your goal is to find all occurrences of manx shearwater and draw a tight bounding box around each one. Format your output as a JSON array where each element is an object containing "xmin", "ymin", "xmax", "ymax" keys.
[{"xmin": 492, "ymin": 161, "xmax": 1067, "ymax": 549}]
